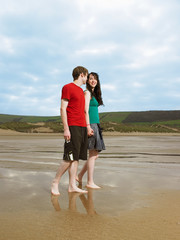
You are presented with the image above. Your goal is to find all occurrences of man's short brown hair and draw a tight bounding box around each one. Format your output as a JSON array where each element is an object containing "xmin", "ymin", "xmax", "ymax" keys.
[{"xmin": 72, "ymin": 66, "xmax": 88, "ymax": 80}]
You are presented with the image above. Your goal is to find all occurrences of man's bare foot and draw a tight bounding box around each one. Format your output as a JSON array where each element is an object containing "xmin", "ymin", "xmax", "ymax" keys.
[
  {"xmin": 51, "ymin": 181, "xmax": 60, "ymax": 196},
  {"xmin": 68, "ymin": 185, "xmax": 88, "ymax": 193},
  {"xmin": 86, "ymin": 183, "xmax": 101, "ymax": 189},
  {"xmin": 75, "ymin": 175, "xmax": 82, "ymax": 184}
]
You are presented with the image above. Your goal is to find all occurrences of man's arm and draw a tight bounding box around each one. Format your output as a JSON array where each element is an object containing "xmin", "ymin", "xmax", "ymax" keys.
[{"xmin": 60, "ymin": 99, "xmax": 71, "ymax": 141}]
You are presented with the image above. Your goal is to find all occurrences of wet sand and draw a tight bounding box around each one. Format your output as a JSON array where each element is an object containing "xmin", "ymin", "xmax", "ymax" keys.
[{"xmin": 0, "ymin": 134, "xmax": 180, "ymax": 240}]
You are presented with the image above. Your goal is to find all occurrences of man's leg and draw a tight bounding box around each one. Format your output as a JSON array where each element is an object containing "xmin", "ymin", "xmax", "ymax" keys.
[
  {"xmin": 76, "ymin": 126, "xmax": 88, "ymax": 183},
  {"xmin": 51, "ymin": 160, "xmax": 70, "ymax": 195},
  {"xmin": 68, "ymin": 160, "xmax": 88, "ymax": 193}
]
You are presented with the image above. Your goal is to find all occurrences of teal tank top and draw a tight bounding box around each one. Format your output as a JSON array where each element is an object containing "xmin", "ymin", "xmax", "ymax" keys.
[{"xmin": 89, "ymin": 96, "xmax": 100, "ymax": 124}]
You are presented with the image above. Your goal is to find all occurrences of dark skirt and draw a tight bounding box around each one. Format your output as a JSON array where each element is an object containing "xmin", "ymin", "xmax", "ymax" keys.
[{"xmin": 88, "ymin": 123, "xmax": 106, "ymax": 152}]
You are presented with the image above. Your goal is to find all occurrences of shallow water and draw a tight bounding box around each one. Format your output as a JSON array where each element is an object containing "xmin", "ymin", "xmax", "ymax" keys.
[{"xmin": 0, "ymin": 135, "xmax": 180, "ymax": 240}]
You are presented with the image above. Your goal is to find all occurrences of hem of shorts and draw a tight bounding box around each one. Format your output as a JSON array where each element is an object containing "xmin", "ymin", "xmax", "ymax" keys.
[
  {"xmin": 63, "ymin": 157, "xmax": 87, "ymax": 161},
  {"xmin": 88, "ymin": 147, "xmax": 105, "ymax": 152},
  {"xmin": 63, "ymin": 158, "xmax": 78, "ymax": 162},
  {"xmin": 68, "ymin": 124, "xmax": 87, "ymax": 127}
]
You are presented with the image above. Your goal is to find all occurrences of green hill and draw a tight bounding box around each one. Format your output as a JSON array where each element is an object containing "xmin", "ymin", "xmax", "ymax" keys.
[
  {"xmin": 122, "ymin": 110, "xmax": 180, "ymax": 123},
  {"xmin": 0, "ymin": 114, "xmax": 60, "ymax": 123},
  {"xmin": 99, "ymin": 112, "xmax": 131, "ymax": 123},
  {"xmin": 0, "ymin": 111, "xmax": 180, "ymax": 133}
]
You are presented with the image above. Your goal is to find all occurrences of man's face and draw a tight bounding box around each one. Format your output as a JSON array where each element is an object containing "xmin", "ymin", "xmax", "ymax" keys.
[{"xmin": 82, "ymin": 73, "xmax": 88, "ymax": 84}]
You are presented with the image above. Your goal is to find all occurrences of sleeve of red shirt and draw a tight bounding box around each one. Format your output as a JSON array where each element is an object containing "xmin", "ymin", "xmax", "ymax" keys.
[{"xmin": 61, "ymin": 85, "xmax": 70, "ymax": 100}]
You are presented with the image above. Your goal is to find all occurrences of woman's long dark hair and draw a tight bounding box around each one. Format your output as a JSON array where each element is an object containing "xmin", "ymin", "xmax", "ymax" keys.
[{"xmin": 86, "ymin": 72, "xmax": 104, "ymax": 106}]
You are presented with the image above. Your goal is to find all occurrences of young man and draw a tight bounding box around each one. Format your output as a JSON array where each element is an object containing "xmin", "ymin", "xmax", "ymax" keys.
[{"xmin": 51, "ymin": 66, "xmax": 89, "ymax": 195}]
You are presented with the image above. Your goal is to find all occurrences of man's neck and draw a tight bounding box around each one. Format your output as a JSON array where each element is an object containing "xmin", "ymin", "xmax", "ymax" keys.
[{"xmin": 73, "ymin": 79, "xmax": 83, "ymax": 87}]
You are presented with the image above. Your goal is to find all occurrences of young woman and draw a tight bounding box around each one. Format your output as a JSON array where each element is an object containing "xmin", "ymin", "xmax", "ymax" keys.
[{"xmin": 77, "ymin": 72, "xmax": 105, "ymax": 189}]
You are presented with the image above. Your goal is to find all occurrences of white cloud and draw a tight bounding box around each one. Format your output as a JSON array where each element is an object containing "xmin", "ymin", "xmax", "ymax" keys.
[
  {"xmin": 50, "ymin": 69, "xmax": 61, "ymax": 75},
  {"xmin": 102, "ymin": 84, "xmax": 116, "ymax": 91},
  {"xmin": 142, "ymin": 45, "xmax": 170, "ymax": 57},
  {"xmin": 9, "ymin": 95, "xmax": 19, "ymax": 101},
  {"xmin": 0, "ymin": 35, "xmax": 15, "ymax": 54},
  {"xmin": 174, "ymin": 78, "xmax": 180, "ymax": 83},
  {"xmin": 0, "ymin": 0, "xmax": 65, "ymax": 16},
  {"xmin": 166, "ymin": 92, "xmax": 180, "ymax": 98},
  {"xmin": 132, "ymin": 82, "xmax": 144, "ymax": 88},
  {"xmin": 23, "ymin": 73, "xmax": 40, "ymax": 82},
  {"xmin": 75, "ymin": 0, "xmax": 137, "ymax": 12},
  {"xmin": 75, "ymin": 43, "xmax": 117, "ymax": 56},
  {"xmin": 106, "ymin": 98, "xmax": 127, "ymax": 104},
  {"xmin": 116, "ymin": 40, "xmax": 177, "ymax": 70},
  {"xmin": 116, "ymin": 63, "xmax": 143, "ymax": 70}
]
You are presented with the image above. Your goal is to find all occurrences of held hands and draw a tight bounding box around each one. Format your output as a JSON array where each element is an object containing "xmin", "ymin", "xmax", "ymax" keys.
[
  {"xmin": 87, "ymin": 125, "xmax": 94, "ymax": 137},
  {"xmin": 64, "ymin": 129, "xmax": 71, "ymax": 141}
]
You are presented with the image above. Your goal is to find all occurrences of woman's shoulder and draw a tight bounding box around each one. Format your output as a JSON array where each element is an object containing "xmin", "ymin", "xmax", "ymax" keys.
[{"xmin": 84, "ymin": 89, "xmax": 91, "ymax": 95}]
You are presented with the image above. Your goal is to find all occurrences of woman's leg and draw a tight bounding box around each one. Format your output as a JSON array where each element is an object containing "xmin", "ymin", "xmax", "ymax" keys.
[
  {"xmin": 86, "ymin": 149, "xmax": 100, "ymax": 189},
  {"xmin": 76, "ymin": 161, "xmax": 88, "ymax": 183}
]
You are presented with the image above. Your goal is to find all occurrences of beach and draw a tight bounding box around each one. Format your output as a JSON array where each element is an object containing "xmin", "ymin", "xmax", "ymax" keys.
[{"xmin": 0, "ymin": 133, "xmax": 180, "ymax": 240}]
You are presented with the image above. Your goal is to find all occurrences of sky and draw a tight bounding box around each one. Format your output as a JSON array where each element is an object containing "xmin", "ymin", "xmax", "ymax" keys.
[{"xmin": 0, "ymin": 0, "xmax": 180, "ymax": 116}]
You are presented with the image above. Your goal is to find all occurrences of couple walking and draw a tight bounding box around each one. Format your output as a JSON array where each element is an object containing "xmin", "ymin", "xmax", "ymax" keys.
[{"xmin": 51, "ymin": 66, "xmax": 105, "ymax": 195}]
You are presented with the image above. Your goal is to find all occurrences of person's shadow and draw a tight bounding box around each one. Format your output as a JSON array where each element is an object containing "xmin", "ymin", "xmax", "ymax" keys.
[{"xmin": 51, "ymin": 188, "xmax": 97, "ymax": 216}]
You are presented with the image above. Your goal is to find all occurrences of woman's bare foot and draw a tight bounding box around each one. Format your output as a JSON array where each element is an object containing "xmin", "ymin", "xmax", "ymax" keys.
[
  {"xmin": 68, "ymin": 185, "xmax": 88, "ymax": 193},
  {"xmin": 86, "ymin": 183, "xmax": 101, "ymax": 189},
  {"xmin": 51, "ymin": 181, "xmax": 60, "ymax": 196}
]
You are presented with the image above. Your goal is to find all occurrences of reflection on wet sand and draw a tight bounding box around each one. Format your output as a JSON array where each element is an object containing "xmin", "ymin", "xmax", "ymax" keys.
[
  {"xmin": 51, "ymin": 189, "xmax": 97, "ymax": 215},
  {"xmin": 51, "ymin": 195, "xmax": 61, "ymax": 211},
  {"xmin": 79, "ymin": 189, "xmax": 97, "ymax": 215}
]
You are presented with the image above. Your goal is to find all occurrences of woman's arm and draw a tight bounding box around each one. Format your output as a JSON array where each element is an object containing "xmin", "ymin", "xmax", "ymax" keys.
[{"xmin": 84, "ymin": 91, "xmax": 94, "ymax": 136}]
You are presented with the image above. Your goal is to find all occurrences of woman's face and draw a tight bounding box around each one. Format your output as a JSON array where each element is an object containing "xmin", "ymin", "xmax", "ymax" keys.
[{"xmin": 88, "ymin": 74, "xmax": 97, "ymax": 88}]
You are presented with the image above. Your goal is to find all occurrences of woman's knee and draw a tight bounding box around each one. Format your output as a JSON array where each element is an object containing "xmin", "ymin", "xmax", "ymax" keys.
[
  {"xmin": 89, "ymin": 150, "xmax": 99, "ymax": 159},
  {"xmin": 95, "ymin": 154, "xmax": 99, "ymax": 160}
]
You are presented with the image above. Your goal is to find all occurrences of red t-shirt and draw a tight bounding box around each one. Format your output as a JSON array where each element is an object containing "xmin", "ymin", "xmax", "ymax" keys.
[{"xmin": 61, "ymin": 83, "xmax": 86, "ymax": 127}]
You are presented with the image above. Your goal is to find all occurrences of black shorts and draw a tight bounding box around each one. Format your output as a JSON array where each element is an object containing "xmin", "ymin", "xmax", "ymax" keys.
[{"xmin": 63, "ymin": 126, "xmax": 88, "ymax": 161}]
